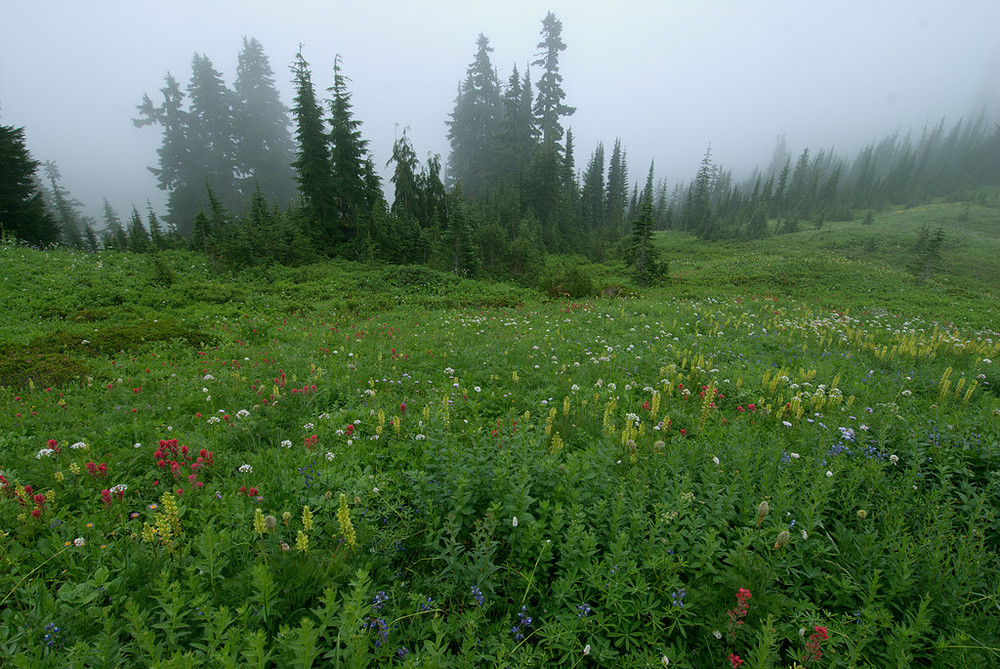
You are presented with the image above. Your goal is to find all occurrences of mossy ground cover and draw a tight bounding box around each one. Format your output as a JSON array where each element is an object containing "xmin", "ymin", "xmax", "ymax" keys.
[{"xmin": 0, "ymin": 219, "xmax": 998, "ymax": 667}]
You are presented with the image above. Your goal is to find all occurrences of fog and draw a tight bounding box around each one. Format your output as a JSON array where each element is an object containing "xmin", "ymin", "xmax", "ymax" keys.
[{"xmin": 3, "ymin": 0, "xmax": 999, "ymax": 220}]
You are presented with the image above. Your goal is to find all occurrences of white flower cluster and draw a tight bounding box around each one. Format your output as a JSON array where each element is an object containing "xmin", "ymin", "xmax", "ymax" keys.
[
  {"xmin": 70, "ymin": 441, "xmax": 87, "ymax": 450},
  {"xmin": 238, "ymin": 464, "xmax": 253, "ymax": 474},
  {"xmin": 36, "ymin": 448, "xmax": 55, "ymax": 459}
]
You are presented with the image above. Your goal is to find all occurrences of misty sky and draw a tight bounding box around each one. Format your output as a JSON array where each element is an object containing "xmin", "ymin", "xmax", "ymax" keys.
[{"xmin": 3, "ymin": 0, "xmax": 999, "ymax": 221}]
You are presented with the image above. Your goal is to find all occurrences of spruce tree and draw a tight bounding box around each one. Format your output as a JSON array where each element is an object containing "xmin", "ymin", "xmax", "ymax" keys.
[
  {"xmin": 684, "ymin": 146, "xmax": 716, "ymax": 238},
  {"xmin": 187, "ymin": 53, "xmax": 239, "ymax": 209},
  {"xmin": 446, "ymin": 34, "xmax": 502, "ymax": 197},
  {"xmin": 629, "ymin": 161, "xmax": 664, "ymax": 286},
  {"xmin": 100, "ymin": 198, "xmax": 128, "ymax": 250},
  {"xmin": 605, "ymin": 138, "xmax": 629, "ymax": 240},
  {"xmin": 440, "ymin": 183, "xmax": 477, "ymax": 275},
  {"xmin": 0, "ymin": 119, "xmax": 58, "ymax": 245},
  {"xmin": 532, "ymin": 12, "xmax": 575, "ymax": 146},
  {"xmin": 234, "ymin": 37, "xmax": 296, "ymax": 205},
  {"xmin": 328, "ymin": 54, "xmax": 378, "ymax": 245},
  {"xmin": 290, "ymin": 48, "xmax": 335, "ymax": 243},
  {"xmin": 580, "ymin": 142, "xmax": 605, "ymax": 234},
  {"xmin": 127, "ymin": 205, "xmax": 150, "ymax": 253},
  {"xmin": 526, "ymin": 12, "xmax": 575, "ymax": 235},
  {"xmin": 388, "ymin": 130, "xmax": 421, "ymax": 224},
  {"xmin": 146, "ymin": 201, "xmax": 166, "ymax": 250},
  {"xmin": 42, "ymin": 161, "xmax": 85, "ymax": 248},
  {"xmin": 498, "ymin": 64, "xmax": 537, "ymax": 191},
  {"xmin": 134, "ymin": 73, "xmax": 200, "ymax": 234},
  {"xmin": 909, "ymin": 225, "xmax": 944, "ymax": 283}
]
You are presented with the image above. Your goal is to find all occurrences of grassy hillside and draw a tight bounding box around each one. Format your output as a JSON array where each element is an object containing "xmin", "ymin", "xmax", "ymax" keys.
[
  {"xmin": 0, "ymin": 207, "xmax": 998, "ymax": 667},
  {"xmin": 655, "ymin": 197, "xmax": 1000, "ymax": 328}
]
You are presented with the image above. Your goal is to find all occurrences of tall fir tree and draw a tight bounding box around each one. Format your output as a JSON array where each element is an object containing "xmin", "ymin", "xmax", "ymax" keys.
[
  {"xmin": 579, "ymin": 142, "xmax": 606, "ymax": 235},
  {"xmin": 328, "ymin": 54, "xmax": 380, "ymax": 247},
  {"xmin": 684, "ymin": 146, "xmax": 716, "ymax": 238},
  {"xmin": 605, "ymin": 138, "xmax": 629, "ymax": 241},
  {"xmin": 0, "ymin": 118, "xmax": 58, "ymax": 246},
  {"xmin": 446, "ymin": 34, "xmax": 502, "ymax": 197},
  {"xmin": 629, "ymin": 161, "xmax": 664, "ymax": 286},
  {"xmin": 526, "ymin": 12, "xmax": 575, "ymax": 231},
  {"xmin": 100, "ymin": 198, "xmax": 128, "ymax": 250},
  {"xmin": 127, "ymin": 205, "xmax": 150, "ymax": 253},
  {"xmin": 498, "ymin": 64, "xmax": 537, "ymax": 191},
  {"xmin": 388, "ymin": 130, "xmax": 421, "ymax": 224},
  {"xmin": 186, "ymin": 53, "xmax": 239, "ymax": 210},
  {"xmin": 134, "ymin": 73, "xmax": 201, "ymax": 234},
  {"xmin": 42, "ymin": 161, "xmax": 85, "ymax": 248},
  {"xmin": 234, "ymin": 37, "xmax": 296, "ymax": 205},
  {"xmin": 532, "ymin": 12, "xmax": 575, "ymax": 146},
  {"xmin": 290, "ymin": 48, "xmax": 335, "ymax": 244},
  {"xmin": 146, "ymin": 201, "xmax": 166, "ymax": 250}
]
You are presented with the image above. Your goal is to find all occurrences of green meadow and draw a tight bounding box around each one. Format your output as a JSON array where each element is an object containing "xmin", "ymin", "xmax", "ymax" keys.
[{"xmin": 1, "ymin": 202, "xmax": 998, "ymax": 668}]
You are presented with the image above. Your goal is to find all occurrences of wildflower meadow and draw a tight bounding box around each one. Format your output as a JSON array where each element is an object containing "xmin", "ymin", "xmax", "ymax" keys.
[{"xmin": 1, "ymin": 236, "xmax": 998, "ymax": 667}]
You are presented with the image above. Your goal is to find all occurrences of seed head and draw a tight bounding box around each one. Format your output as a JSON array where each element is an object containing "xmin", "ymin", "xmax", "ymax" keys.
[
  {"xmin": 773, "ymin": 530, "xmax": 790, "ymax": 550},
  {"xmin": 756, "ymin": 500, "xmax": 770, "ymax": 525}
]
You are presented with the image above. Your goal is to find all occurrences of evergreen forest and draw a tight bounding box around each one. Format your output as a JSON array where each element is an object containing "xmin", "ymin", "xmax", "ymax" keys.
[{"xmin": 3, "ymin": 15, "xmax": 999, "ymax": 289}]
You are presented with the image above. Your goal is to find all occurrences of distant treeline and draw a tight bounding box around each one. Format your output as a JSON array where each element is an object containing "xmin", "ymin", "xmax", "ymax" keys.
[{"xmin": 3, "ymin": 15, "xmax": 999, "ymax": 287}]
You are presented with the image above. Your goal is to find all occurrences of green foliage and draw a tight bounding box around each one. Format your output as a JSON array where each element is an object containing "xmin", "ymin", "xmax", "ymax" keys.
[
  {"xmin": 1, "ymin": 241, "xmax": 1000, "ymax": 666},
  {"xmin": 0, "ymin": 349, "xmax": 89, "ymax": 389},
  {"xmin": 27, "ymin": 319, "xmax": 214, "ymax": 357},
  {"xmin": 536, "ymin": 257, "xmax": 595, "ymax": 298}
]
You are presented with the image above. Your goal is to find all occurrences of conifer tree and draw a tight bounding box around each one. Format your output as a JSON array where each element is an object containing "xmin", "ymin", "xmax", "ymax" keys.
[
  {"xmin": 909, "ymin": 225, "xmax": 944, "ymax": 283},
  {"xmin": 498, "ymin": 64, "xmax": 537, "ymax": 191},
  {"xmin": 328, "ymin": 54, "xmax": 378, "ymax": 245},
  {"xmin": 234, "ymin": 37, "xmax": 296, "ymax": 205},
  {"xmin": 532, "ymin": 12, "xmax": 575, "ymax": 146},
  {"xmin": 439, "ymin": 183, "xmax": 477, "ymax": 275},
  {"xmin": 629, "ymin": 161, "xmax": 664, "ymax": 286},
  {"xmin": 42, "ymin": 161, "xmax": 85, "ymax": 248},
  {"xmin": 189, "ymin": 206, "xmax": 212, "ymax": 253},
  {"xmin": 82, "ymin": 221, "xmax": 100, "ymax": 253},
  {"xmin": 389, "ymin": 130, "xmax": 421, "ymax": 224},
  {"xmin": 290, "ymin": 48, "xmax": 335, "ymax": 242},
  {"xmin": 605, "ymin": 138, "xmax": 629, "ymax": 239},
  {"xmin": 100, "ymin": 198, "xmax": 128, "ymax": 250},
  {"xmin": 684, "ymin": 146, "xmax": 716, "ymax": 238},
  {"xmin": 127, "ymin": 205, "xmax": 150, "ymax": 253},
  {"xmin": 580, "ymin": 142, "xmax": 606, "ymax": 234},
  {"xmin": 134, "ymin": 73, "xmax": 200, "ymax": 235},
  {"xmin": 146, "ymin": 201, "xmax": 166, "ymax": 250},
  {"xmin": 187, "ymin": 53, "xmax": 239, "ymax": 209},
  {"xmin": 447, "ymin": 34, "xmax": 502, "ymax": 197},
  {"xmin": 526, "ymin": 12, "xmax": 575, "ymax": 231},
  {"xmin": 0, "ymin": 119, "xmax": 57, "ymax": 245}
]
